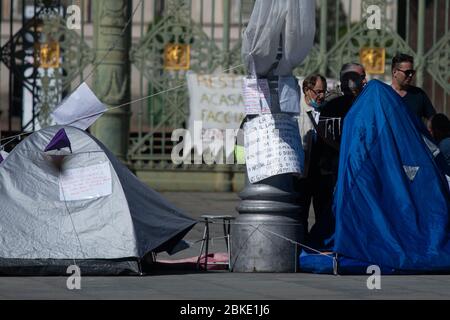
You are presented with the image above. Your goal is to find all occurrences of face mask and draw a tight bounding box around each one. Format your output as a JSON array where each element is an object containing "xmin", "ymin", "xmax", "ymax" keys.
[{"xmin": 310, "ymin": 99, "xmax": 321, "ymax": 110}]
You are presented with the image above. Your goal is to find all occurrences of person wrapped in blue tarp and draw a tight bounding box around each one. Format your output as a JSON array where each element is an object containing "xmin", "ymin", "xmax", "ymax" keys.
[{"xmin": 300, "ymin": 80, "xmax": 450, "ymax": 274}]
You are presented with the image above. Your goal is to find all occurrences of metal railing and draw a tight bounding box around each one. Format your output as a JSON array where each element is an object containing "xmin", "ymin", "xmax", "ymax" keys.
[{"xmin": 0, "ymin": 0, "xmax": 448, "ymax": 166}]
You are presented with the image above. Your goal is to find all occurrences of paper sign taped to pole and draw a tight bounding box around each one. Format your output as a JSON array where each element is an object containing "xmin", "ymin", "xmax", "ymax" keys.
[
  {"xmin": 242, "ymin": 77, "xmax": 271, "ymax": 114},
  {"xmin": 59, "ymin": 162, "xmax": 112, "ymax": 201},
  {"xmin": 279, "ymin": 76, "xmax": 300, "ymax": 113},
  {"xmin": 244, "ymin": 114, "xmax": 304, "ymax": 183},
  {"xmin": 51, "ymin": 82, "xmax": 107, "ymax": 130}
]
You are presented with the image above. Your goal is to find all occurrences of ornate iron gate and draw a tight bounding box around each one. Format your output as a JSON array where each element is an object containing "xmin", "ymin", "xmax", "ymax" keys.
[
  {"xmin": 126, "ymin": 0, "xmax": 450, "ymax": 173},
  {"xmin": 0, "ymin": 0, "xmax": 449, "ymax": 186},
  {"xmin": 295, "ymin": 0, "xmax": 449, "ymax": 114},
  {"xmin": 127, "ymin": 0, "xmax": 248, "ymax": 170},
  {"xmin": 0, "ymin": 0, "xmax": 92, "ymax": 133}
]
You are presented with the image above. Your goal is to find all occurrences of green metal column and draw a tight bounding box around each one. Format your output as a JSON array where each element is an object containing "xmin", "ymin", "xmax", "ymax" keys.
[
  {"xmin": 91, "ymin": 0, "xmax": 132, "ymax": 160},
  {"xmin": 319, "ymin": 0, "xmax": 328, "ymax": 75},
  {"xmin": 416, "ymin": 0, "xmax": 426, "ymax": 87},
  {"xmin": 222, "ymin": 0, "xmax": 231, "ymax": 70}
]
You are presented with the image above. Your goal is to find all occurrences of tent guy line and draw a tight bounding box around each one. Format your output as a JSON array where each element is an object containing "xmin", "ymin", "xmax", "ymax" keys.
[
  {"xmin": 229, "ymin": 222, "xmax": 338, "ymax": 274},
  {"xmin": 0, "ymin": 63, "xmax": 245, "ymax": 147},
  {"xmin": 206, "ymin": 220, "xmax": 335, "ymax": 260},
  {"xmin": 60, "ymin": 183, "xmax": 87, "ymax": 265},
  {"xmin": 58, "ymin": 62, "xmax": 245, "ymax": 128}
]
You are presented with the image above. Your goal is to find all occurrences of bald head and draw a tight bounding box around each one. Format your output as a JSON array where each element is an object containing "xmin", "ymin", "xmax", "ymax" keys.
[{"xmin": 340, "ymin": 63, "xmax": 367, "ymax": 96}]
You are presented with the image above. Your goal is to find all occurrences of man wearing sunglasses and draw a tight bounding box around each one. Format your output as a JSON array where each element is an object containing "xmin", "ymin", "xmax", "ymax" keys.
[{"xmin": 391, "ymin": 53, "xmax": 436, "ymax": 121}]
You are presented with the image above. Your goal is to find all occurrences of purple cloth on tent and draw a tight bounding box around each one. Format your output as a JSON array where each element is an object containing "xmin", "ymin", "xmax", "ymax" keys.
[
  {"xmin": 0, "ymin": 154, "xmax": 3, "ymax": 164},
  {"xmin": 44, "ymin": 128, "xmax": 72, "ymax": 153}
]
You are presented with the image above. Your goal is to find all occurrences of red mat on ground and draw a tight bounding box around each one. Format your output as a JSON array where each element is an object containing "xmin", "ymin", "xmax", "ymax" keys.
[{"xmin": 156, "ymin": 252, "xmax": 229, "ymax": 270}]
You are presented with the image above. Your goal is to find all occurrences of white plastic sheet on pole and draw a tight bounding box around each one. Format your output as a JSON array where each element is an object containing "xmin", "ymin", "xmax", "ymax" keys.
[
  {"xmin": 241, "ymin": 0, "xmax": 315, "ymax": 181},
  {"xmin": 242, "ymin": 0, "xmax": 316, "ymax": 77}
]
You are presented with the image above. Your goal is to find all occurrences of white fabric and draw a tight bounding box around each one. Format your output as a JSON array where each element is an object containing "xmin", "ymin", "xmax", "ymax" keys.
[
  {"xmin": 51, "ymin": 82, "xmax": 106, "ymax": 130},
  {"xmin": 242, "ymin": 0, "xmax": 316, "ymax": 76}
]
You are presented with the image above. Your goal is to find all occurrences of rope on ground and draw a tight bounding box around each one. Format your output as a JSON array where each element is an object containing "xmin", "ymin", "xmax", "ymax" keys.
[{"xmin": 59, "ymin": 183, "xmax": 87, "ymax": 266}]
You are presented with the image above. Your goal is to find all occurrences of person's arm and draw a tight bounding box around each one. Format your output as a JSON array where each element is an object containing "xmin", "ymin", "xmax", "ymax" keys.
[{"xmin": 422, "ymin": 89, "xmax": 437, "ymax": 120}]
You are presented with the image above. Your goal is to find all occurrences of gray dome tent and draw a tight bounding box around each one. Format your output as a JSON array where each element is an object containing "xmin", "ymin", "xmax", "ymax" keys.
[{"xmin": 0, "ymin": 126, "xmax": 196, "ymax": 275}]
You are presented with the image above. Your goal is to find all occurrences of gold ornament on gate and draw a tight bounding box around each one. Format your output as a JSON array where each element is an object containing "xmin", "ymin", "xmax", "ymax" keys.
[
  {"xmin": 35, "ymin": 41, "xmax": 60, "ymax": 69},
  {"xmin": 360, "ymin": 47, "xmax": 385, "ymax": 74},
  {"xmin": 164, "ymin": 44, "xmax": 190, "ymax": 70}
]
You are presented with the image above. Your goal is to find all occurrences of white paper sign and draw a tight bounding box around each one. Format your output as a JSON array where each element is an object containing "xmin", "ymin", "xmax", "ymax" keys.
[
  {"xmin": 244, "ymin": 114, "xmax": 304, "ymax": 183},
  {"xmin": 59, "ymin": 162, "xmax": 112, "ymax": 201},
  {"xmin": 187, "ymin": 72, "xmax": 246, "ymax": 159},
  {"xmin": 279, "ymin": 76, "xmax": 300, "ymax": 113},
  {"xmin": 242, "ymin": 77, "xmax": 271, "ymax": 115},
  {"xmin": 51, "ymin": 82, "xmax": 107, "ymax": 130}
]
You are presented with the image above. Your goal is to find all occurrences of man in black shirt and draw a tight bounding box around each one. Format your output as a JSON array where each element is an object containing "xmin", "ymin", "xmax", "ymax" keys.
[
  {"xmin": 391, "ymin": 53, "xmax": 436, "ymax": 121},
  {"xmin": 317, "ymin": 63, "xmax": 367, "ymax": 177}
]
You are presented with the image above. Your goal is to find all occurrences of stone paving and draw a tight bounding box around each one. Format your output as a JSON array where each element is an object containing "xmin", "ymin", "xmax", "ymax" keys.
[
  {"xmin": 1, "ymin": 192, "xmax": 450, "ymax": 300},
  {"xmin": 2, "ymin": 272, "xmax": 450, "ymax": 300}
]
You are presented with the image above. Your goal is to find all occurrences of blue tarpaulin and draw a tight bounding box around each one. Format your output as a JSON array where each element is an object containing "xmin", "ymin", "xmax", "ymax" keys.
[
  {"xmin": 299, "ymin": 250, "xmax": 404, "ymax": 275},
  {"xmin": 300, "ymin": 80, "xmax": 450, "ymax": 274}
]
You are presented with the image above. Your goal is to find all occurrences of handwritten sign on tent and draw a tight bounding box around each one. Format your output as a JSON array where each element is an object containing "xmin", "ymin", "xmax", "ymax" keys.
[
  {"xmin": 244, "ymin": 114, "xmax": 304, "ymax": 183},
  {"xmin": 51, "ymin": 82, "xmax": 107, "ymax": 130},
  {"xmin": 59, "ymin": 162, "xmax": 112, "ymax": 201}
]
